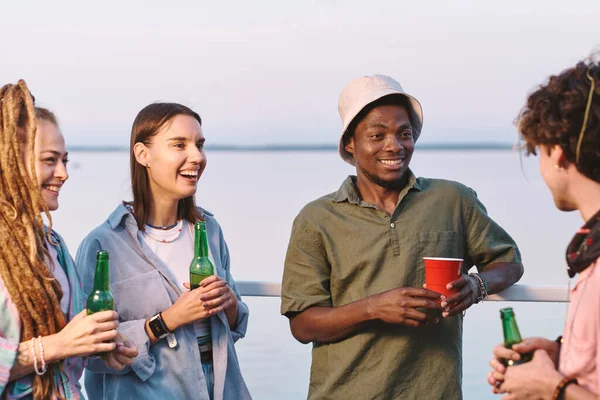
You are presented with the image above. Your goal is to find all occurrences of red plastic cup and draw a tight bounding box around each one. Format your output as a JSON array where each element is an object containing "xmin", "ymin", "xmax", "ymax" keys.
[{"xmin": 424, "ymin": 257, "xmax": 463, "ymax": 297}]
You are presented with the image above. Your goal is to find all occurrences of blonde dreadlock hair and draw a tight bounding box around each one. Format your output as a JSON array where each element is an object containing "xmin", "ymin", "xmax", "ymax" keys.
[{"xmin": 0, "ymin": 80, "xmax": 67, "ymax": 399}]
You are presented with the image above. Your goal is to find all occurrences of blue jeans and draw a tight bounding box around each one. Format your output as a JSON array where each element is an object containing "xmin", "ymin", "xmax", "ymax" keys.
[
  {"xmin": 198, "ymin": 337, "xmax": 214, "ymax": 400},
  {"xmin": 201, "ymin": 361, "xmax": 214, "ymax": 400}
]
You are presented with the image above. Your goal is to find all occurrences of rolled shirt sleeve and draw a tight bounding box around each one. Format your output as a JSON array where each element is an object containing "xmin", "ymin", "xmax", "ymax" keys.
[
  {"xmin": 463, "ymin": 188, "xmax": 522, "ymax": 270},
  {"xmin": 281, "ymin": 211, "xmax": 332, "ymax": 317}
]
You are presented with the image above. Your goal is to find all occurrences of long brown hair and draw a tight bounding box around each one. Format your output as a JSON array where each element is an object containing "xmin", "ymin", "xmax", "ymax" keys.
[
  {"xmin": 129, "ymin": 102, "xmax": 204, "ymax": 230},
  {"xmin": 0, "ymin": 81, "xmax": 67, "ymax": 399}
]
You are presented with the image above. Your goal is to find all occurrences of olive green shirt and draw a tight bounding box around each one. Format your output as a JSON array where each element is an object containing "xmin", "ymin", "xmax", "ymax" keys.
[{"xmin": 281, "ymin": 172, "xmax": 521, "ymax": 400}]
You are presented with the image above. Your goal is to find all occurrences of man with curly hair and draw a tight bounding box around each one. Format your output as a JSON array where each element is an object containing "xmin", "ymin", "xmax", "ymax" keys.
[{"xmin": 488, "ymin": 57, "xmax": 600, "ymax": 399}]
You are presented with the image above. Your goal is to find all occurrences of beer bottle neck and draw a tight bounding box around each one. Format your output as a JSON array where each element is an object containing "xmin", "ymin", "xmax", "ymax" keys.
[
  {"xmin": 194, "ymin": 224, "xmax": 209, "ymax": 258},
  {"xmin": 93, "ymin": 258, "xmax": 110, "ymax": 291},
  {"xmin": 502, "ymin": 317, "xmax": 523, "ymax": 346}
]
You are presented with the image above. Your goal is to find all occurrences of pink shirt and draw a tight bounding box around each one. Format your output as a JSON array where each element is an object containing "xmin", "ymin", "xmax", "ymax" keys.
[{"xmin": 559, "ymin": 257, "xmax": 600, "ymax": 395}]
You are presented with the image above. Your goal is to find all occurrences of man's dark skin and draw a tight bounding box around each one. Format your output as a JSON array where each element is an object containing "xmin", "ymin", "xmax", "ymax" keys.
[{"xmin": 290, "ymin": 103, "xmax": 523, "ymax": 344}]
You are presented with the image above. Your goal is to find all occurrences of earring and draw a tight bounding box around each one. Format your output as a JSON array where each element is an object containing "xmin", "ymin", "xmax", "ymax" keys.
[
  {"xmin": 554, "ymin": 165, "xmax": 564, "ymax": 172},
  {"xmin": 145, "ymin": 163, "xmax": 149, "ymax": 168}
]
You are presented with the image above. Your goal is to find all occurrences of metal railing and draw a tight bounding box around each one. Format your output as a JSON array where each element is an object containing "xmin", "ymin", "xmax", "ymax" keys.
[{"xmin": 237, "ymin": 282, "xmax": 570, "ymax": 303}]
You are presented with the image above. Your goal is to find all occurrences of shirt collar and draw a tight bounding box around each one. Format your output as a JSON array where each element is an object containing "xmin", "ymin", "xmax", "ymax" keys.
[
  {"xmin": 108, "ymin": 202, "xmax": 135, "ymax": 230},
  {"xmin": 332, "ymin": 169, "xmax": 421, "ymax": 205}
]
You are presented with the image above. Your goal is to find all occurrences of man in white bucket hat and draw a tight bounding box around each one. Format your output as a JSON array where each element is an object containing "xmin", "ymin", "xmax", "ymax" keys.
[{"xmin": 281, "ymin": 74, "xmax": 523, "ymax": 399}]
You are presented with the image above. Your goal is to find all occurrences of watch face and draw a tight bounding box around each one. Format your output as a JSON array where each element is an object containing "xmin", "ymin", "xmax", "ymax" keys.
[{"xmin": 150, "ymin": 314, "xmax": 167, "ymax": 338}]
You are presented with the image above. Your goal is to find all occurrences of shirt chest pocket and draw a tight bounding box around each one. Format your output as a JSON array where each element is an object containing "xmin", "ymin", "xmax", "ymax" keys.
[
  {"xmin": 416, "ymin": 231, "xmax": 461, "ymax": 277},
  {"xmin": 417, "ymin": 231, "xmax": 459, "ymax": 255},
  {"xmin": 110, "ymin": 270, "xmax": 173, "ymax": 321}
]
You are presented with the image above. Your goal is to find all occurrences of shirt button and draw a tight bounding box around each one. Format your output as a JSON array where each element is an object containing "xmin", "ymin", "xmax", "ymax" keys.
[{"xmin": 390, "ymin": 223, "xmax": 395, "ymax": 228}]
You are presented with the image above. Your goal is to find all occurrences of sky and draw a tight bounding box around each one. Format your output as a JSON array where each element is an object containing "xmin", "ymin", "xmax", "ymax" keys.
[{"xmin": 1, "ymin": 0, "xmax": 599, "ymax": 147}]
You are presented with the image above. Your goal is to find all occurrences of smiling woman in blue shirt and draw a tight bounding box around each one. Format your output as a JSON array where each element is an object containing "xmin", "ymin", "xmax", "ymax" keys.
[{"xmin": 77, "ymin": 102, "xmax": 251, "ymax": 400}]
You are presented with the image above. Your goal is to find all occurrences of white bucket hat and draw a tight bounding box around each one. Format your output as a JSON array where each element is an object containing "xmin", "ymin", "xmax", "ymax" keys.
[{"xmin": 337, "ymin": 74, "xmax": 423, "ymax": 165}]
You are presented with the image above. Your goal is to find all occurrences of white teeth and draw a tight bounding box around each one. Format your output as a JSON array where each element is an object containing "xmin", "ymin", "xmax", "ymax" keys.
[
  {"xmin": 44, "ymin": 185, "xmax": 60, "ymax": 193},
  {"xmin": 380, "ymin": 159, "xmax": 402, "ymax": 165},
  {"xmin": 180, "ymin": 171, "xmax": 198, "ymax": 177}
]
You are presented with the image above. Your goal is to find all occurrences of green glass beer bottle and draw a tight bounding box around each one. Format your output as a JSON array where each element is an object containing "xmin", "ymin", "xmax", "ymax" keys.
[
  {"xmin": 189, "ymin": 221, "xmax": 214, "ymax": 289},
  {"xmin": 86, "ymin": 250, "xmax": 115, "ymax": 356},
  {"xmin": 500, "ymin": 307, "xmax": 532, "ymax": 366}
]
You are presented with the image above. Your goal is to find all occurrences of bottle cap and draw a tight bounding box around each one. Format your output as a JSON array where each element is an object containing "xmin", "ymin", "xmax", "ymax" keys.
[
  {"xmin": 96, "ymin": 250, "xmax": 109, "ymax": 260},
  {"xmin": 500, "ymin": 307, "xmax": 514, "ymax": 319}
]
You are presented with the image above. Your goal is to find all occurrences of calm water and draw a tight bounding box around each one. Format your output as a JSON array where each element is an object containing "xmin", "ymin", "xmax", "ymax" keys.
[{"xmin": 52, "ymin": 150, "xmax": 580, "ymax": 399}]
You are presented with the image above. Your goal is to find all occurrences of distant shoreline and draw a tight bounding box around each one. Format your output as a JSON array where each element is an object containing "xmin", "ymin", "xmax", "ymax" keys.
[{"xmin": 67, "ymin": 143, "xmax": 514, "ymax": 152}]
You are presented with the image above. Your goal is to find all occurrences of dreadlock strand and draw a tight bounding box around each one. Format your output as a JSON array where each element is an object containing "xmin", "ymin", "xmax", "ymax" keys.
[
  {"xmin": 13, "ymin": 86, "xmax": 45, "ymax": 237},
  {"xmin": 3, "ymin": 87, "xmax": 32, "ymax": 225},
  {"xmin": 18, "ymin": 81, "xmax": 52, "ymax": 238},
  {"xmin": 0, "ymin": 89, "xmax": 20, "ymax": 205},
  {"xmin": 2, "ymin": 224, "xmax": 43, "ymax": 313},
  {"xmin": 0, "ymin": 226, "xmax": 35, "ymax": 338},
  {"xmin": 18, "ymin": 218, "xmax": 59, "ymax": 336}
]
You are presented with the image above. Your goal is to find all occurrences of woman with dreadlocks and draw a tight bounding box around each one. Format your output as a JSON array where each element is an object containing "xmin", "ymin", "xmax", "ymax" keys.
[
  {"xmin": 487, "ymin": 57, "xmax": 600, "ymax": 399},
  {"xmin": 0, "ymin": 80, "xmax": 138, "ymax": 400}
]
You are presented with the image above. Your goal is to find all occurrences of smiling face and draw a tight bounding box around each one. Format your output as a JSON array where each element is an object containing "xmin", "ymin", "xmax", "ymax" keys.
[
  {"xmin": 136, "ymin": 114, "xmax": 206, "ymax": 203},
  {"xmin": 345, "ymin": 104, "xmax": 414, "ymax": 190},
  {"xmin": 33, "ymin": 119, "xmax": 69, "ymax": 211}
]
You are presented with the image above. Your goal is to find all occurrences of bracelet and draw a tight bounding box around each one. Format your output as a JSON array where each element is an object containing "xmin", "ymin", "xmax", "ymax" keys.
[
  {"xmin": 30, "ymin": 338, "xmax": 38, "ymax": 374},
  {"xmin": 30, "ymin": 337, "xmax": 47, "ymax": 376},
  {"xmin": 37, "ymin": 336, "xmax": 47, "ymax": 375},
  {"xmin": 469, "ymin": 273, "xmax": 488, "ymax": 303},
  {"xmin": 552, "ymin": 376, "xmax": 577, "ymax": 400}
]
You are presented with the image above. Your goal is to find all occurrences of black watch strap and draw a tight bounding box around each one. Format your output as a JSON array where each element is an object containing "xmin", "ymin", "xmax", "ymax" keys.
[{"xmin": 149, "ymin": 312, "xmax": 172, "ymax": 339}]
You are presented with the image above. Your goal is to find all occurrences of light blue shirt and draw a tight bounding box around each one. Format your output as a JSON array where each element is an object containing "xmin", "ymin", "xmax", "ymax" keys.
[{"xmin": 76, "ymin": 204, "xmax": 251, "ymax": 400}]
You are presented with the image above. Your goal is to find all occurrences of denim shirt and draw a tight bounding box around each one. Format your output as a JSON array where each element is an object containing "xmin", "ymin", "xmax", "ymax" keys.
[
  {"xmin": 75, "ymin": 204, "xmax": 251, "ymax": 400},
  {"xmin": 0, "ymin": 230, "xmax": 85, "ymax": 399}
]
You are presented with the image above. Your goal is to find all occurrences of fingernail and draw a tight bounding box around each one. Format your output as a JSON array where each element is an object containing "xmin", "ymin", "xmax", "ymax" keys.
[
  {"xmin": 441, "ymin": 302, "xmax": 447, "ymax": 308},
  {"xmin": 440, "ymin": 295, "xmax": 446, "ymax": 300}
]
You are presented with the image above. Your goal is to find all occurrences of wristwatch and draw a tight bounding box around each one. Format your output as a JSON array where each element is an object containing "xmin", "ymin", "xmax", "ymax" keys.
[{"xmin": 149, "ymin": 312, "xmax": 173, "ymax": 339}]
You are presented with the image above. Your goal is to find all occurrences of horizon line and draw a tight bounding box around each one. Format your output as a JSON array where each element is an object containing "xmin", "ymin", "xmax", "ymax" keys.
[{"xmin": 67, "ymin": 142, "xmax": 515, "ymax": 152}]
